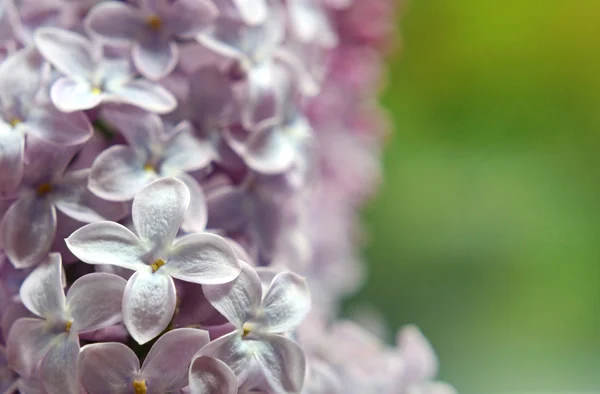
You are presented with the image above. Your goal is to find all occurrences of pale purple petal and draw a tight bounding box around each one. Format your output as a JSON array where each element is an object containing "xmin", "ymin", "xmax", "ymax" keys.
[
  {"xmin": 177, "ymin": 174, "xmax": 208, "ymax": 234},
  {"xmin": 6, "ymin": 318, "xmax": 55, "ymax": 377},
  {"xmin": 233, "ymin": 0, "xmax": 267, "ymax": 25},
  {"xmin": 188, "ymin": 65, "xmax": 234, "ymax": 128},
  {"xmin": 188, "ymin": 356, "xmax": 237, "ymax": 394},
  {"xmin": 168, "ymin": 0, "xmax": 218, "ymax": 38},
  {"xmin": 165, "ymin": 233, "xmax": 240, "ymax": 285},
  {"xmin": 38, "ymin": 334, "xmax": 79, "ymax": 394},
  {"xmin": 141, "ymin": 328, "xmax": 210, "ymax": 391},
  {"xmin": 53, "ymin": 169, "xmax": 129, "ymax": 222},
  {"xmin": 1, "ymin": 194, "xmax": 56, "ymax": 269},
  {"xmin": 101, "ymin": 107, "xmax": 164, "ymax": 152},
  {"xmin": 19, "ymin": 253, "xmax": 66, "ymax": 321},
  {"xmin": 253, "ymin": 334, "xmax": 306, "ymax": 393},
  {"xmin": 205, "ymin": 185, "xmax": 247, "ymax": 232},
  {"xmin": 26, "ymin": 105, "xmax": 93, "ymax": 146},
  {"xmin": 123, "ymin": 270, "xmax": 176, "ymax": 344},
  {"xmin": 88, "ymin": 145, "xmax": 155, "ymax": 201},
  {"xmin": 202, "ymin": 261, "xmax": 261, "ymax": 328},
  {"xmin": 0, "ymin": 45, "xmax": 43, "ymax": 105},
  {"xmin": 108, "ymin": 78, "xmax": 177, "ymax": 114},
  {"xmin": 0, "ymin": 126, "xmax": 24, "ymax": 194},
  {"xmin": 132, "ymin": 177, "xmax": 190, "ymax": 251},
  {"xmin": 34, "ymin": 27, "xmax": 94, "ymax": 80},
  {"xmin": 196, "ymin": 330, "xmax": 251, "ymax": 383},
  {"xmin": 85, "ymin": 2, "xmax": 144, "ymax": 43},
  {"xmin": 162, "ymin": 122, "xmax": 212, "ymax": 173},
  {"xmin": 78, "ymin": 342, "xmax": 140, "ymax": 394},
  {"xmin": 397, "ymin": 325, "xmax": 439, "ymax": 383},
  {"xmin": 50, "ymin": 77, "xmax": 102, "ymax": 112},
  {"xmin": 1, "ymin": 301, "xmax": 34, "ymax": 344},
  {"xmin": 244, "ymin": 121, "xmax": 295, "ymax": 174},
  {"xmin": 66, "ymin": 273, "xmax": 127, "ymax": 333},
  {"xmin": 65, "ymin": 221, "xmax": 146, "ymax": 271},
  {"xmin": 132, "ymin": 38, "xmax": 178, "ymax": 81},
  {"xmin": 255, "ymin": 272, "xmax": 310, "ymax": 333}
]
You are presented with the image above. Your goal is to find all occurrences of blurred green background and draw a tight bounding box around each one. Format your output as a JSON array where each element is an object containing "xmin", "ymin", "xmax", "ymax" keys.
[{"xmin": 352, "ymin": 1, "xmax": 600, "ymax": 393}]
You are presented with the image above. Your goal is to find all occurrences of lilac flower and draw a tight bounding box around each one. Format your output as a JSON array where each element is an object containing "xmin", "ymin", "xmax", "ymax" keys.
[
  {"xmin": 6, "ymin": 253, "xmax": 126, "ymax": 394},
  {"xmin": 86, "ymin": 0, "xmax": 217, "ymax": 80},
  {"xmin": 187, "ymin": 355, "xmax": 237, "ymax": 394},
  {"xmin": 89, "ymin": 106, "xmax": 210, "ymax": 232},
  {"xmin": 1, "ymin": 142, "xmax": 127, "ymax": 268},
  {"xmin": 34, "ymin": 27, "xmax": 177, "ymax": 113},
  {"xmin": 78, "ymin": 327, "xmax": 210, "ymax": 394},
  {"xmin": 0, "ymin": 46, "xmax": 92, "ymax": 194},
  {"xmin": 200, "ymin": 261, "xmax": 311, "ymax": 392},
  {"xmin": 66, "ymin": 177, "xmax": 241, "ymax": 344}
]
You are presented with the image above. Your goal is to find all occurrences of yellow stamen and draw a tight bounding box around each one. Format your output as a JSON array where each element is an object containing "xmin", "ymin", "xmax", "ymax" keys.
[
  {"xmin": 65, "ymin": 320, "xmax": 73, "ymax": 333},
  {"xmin": 9, "ymin": 118, "xmax": 22, "ymax": 127},
  {"xmin": 150, "ymin": 258, "xmax": 166, "ymax": 273},
  {"xmin": 143, "ymin": 163, "xmax": 155, "ymax": 172},
  {"xmin": 91, "ymin": 86, "xmax": 102, "ymax": 95},
  {"xmin": 146, "ymin": 15, "xmax": 162, "ymax": 30},
  {"xmin": 242, "ymin": 323, "xmax": 252, "ymax": 338},
  {"xmin": 132, "ymin": 380, "xmax": 147, "ymax": 394},
  {"xmin": 36, "ymin": 183, "xmax": 53, "ymax": 197}
]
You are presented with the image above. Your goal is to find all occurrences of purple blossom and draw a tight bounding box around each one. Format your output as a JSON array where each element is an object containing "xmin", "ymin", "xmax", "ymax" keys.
[
  {"xmin": 78, "ymin": 327, "xmax": 210, "ymax": 394},
  {"xmin": 88, "ymin": 106, "xmax": 210, "ymax": 232},
  {"xmin": 1, "ymin": 143, "xmax": 127, "ymax": 268},
  {"xmin": 86, "ymin": 0, "xmax": 217, "ymax": 80},
  {"xmin": 34, "ymin": 27, "xmax": 177, "ymax": 113},
  {"xmin": 200, "ymin": 261, "xmax": 311, "ymax": 392},
  {"xmin": 6, "ymin": 253, "xmax": 126, "ymax": 394},
  {"xmin": 66, "ymin": 177, "xmax": 240, "ymax": 344}
]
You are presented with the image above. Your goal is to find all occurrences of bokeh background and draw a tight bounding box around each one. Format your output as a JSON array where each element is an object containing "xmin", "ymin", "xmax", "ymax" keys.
[{"xmin": 349, "ymin": 1, "xmax": 600, "ymax": 393}]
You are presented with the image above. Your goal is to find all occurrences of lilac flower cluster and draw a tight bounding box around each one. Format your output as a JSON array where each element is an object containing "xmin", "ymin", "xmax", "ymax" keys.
[{"xmin": 0, "ymin": 0, "xmax": 456, "ymax": 393}]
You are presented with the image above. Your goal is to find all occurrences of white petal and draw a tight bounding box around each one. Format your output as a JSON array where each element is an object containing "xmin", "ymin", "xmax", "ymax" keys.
[
  {"xmin": 132, "ymin": 177, "xmax": 190, "ymax": 252},
  {"xmin": 65, "ymin": 221, "xmax": 146, "ymax": 271},
  {"xmin": 50, "ymin": 77, "xmax": 102, "ymax": 112},
  {"xmin": 177, "ymin": 174, "xmax": 208, "ymax": 234},
  {"xmin": 166, "ymin": 233, "xmax": 240, "ymax": 285},
  {"xmin": 397, "ymin": 325, "xmax": 439, "ymax": 382},
  {"xmin": 38, "ymin": 334, "xmax": 80, "ymax": 394},
  {"xmin": 88, "ymin": 145, "xmax": 155, "ymax": 201},
  {"xmin": 67, "ymin": 273, "xmax": 127, "ymax": 333},
  {"xmin": 1, "ymin": 194, "xmax": 57, "ymax": 269},
  {"xmin": 244, "ymin": 121, "xmax": 295, "ymax": 174},
  {"xmin": 141, "ymin": 328, "xmax": 210, "ymax": 391},
  {"xmin": 6, "ymin": 318, "xmax": 55, "ymax": 377},
  {"xmin": 19, "ymin": 253, "xmax": 66, "ymax": 321},
  {"xmin": 196, "ymin": 330, "xmax": 251, "ymax": 383},
  {"xmin": 161, "ymin": 123, "xmax": 212, "ymax": 174},
  {"xmin": 233, "ymin": 0, "xmax": 267, "ymax": 25},
  {"xmin": 78, "ymin": 342, "xmax": 140, "ymax": 394},
  {"xmin": 202, "ymin": 261, "xmax": 261, "ymax": 328},
  {"xmin": 123, "ymin": 270, "xmax": 176, "ymax": 344},
  {"xmin": 255, "ymin": 272, "xmax": 310, "ymax": 333},
  {"xmin": 108, "ymin": 79, "xmax": 177, "ymax": 114},
  {"xmin": 34, "ymin": 27, "xmax": 94, "ymax": 80},
  {"xmin": 0, "ymin": 126, "xmax": 24, "ymax": 194},
  {"xmin": 253, "ymin": 334, "xmax": 306, "ymax": 393},
  {"xmin": 188, "ymin": 356, "xmax": 237, "ymax": 394}
]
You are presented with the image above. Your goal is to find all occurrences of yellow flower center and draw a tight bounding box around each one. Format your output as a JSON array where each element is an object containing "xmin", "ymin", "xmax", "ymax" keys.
[
  {"xmin": 143, "ymin": 163, "xmax": 156, "ymax": 172},
  {"xmin": 132, "ymin": 380, "xmax": 147, "ymax": 394},
  {"xmin": 91, "ymin": 86, "xmax": 102, "ymax": 95},
  {"xmin": 36, "ymin": 183, "xmax": 53, "ymax": 197},
  {"xmin": 146, "ymin": 15, "xmax": 163, "ymax": 30},
  {"xmin": 9, "ymin": 118, "xmax": 22, "ymax": 127},
  {"xmin": 151, "ymin": 258, "xmax": 166, "ymax": 273},
  {"xmin": 242, "ymin": 323, "xmax": 252, "ymax": 338},
  {"xmin": 65, "ymin": 320, "xmax": 73, "ymax": 333}
]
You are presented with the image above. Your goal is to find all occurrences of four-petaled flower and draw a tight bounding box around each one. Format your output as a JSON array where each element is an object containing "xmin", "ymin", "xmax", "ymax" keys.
[
  {"xmin": 66, "ymin": 177, "xmax": 241, "ymax": 344},
  {"xmin": 34, "ymin": 27, "xmax": 177, "ymax": 114},
  {"xmin": 200, "ymin": 261, "xmax": 311, "ymax": 392},
  {"xmin": 6, "ymin": 253, "xmax": 126, "ymax": 394}
]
